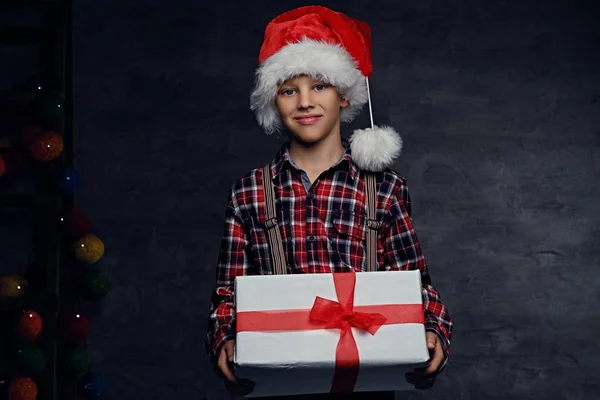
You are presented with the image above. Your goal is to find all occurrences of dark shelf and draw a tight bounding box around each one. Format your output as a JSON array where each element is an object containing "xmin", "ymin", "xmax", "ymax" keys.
[
  {"xmin": 0, "ymin": 193, "xmax": 62, "ymax": 208},
  {"xmin": 0, "ymin": 26, "xmax": 54, "ymax": 45},
  {"xmin": 0, "ymin": 297, "xmax": 26, "ymax": 313},
  {"xmin": 0, "ymin": 90, "xmax": 41, "ymax": 107},
  {"xmin": 0, "ymin": 292, "xmax": 58, "ymax": 313},
  {"xmin": 0, "ymin": 0, "xmax": 67, "ymax": 5},
  {"xmin": 1, "ymin": 0, "xmax": 75, "ymax": 398}
]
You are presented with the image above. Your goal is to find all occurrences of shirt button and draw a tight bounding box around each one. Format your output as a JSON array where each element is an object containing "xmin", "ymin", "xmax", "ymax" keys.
[{"xmin": 309, "ymin": 236, "xmax": 315, "ymax": 241}]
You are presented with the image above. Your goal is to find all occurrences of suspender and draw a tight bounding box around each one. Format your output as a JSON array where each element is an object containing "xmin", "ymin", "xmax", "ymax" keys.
[
  {"xmin": 262, "ymin": 164, "xmax": 380, "ymax": 274},
  {"xmin": 262, "ymin": 165, "xmax": 288, "ymax": 275},
  {"xmin": 364, "ymin": 172, "xmax": 381, "ymax": 272}
]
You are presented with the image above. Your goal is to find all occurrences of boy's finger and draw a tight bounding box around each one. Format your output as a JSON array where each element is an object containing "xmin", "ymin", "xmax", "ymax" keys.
[
  {"xmin": 225, "ymin": 342, "xmax": 235, "ymax": 363},
  {"xmin": 218, "ymin": 352, "xmax": 237, "ymax": 383},
  {"xmin": 427, "ymin": 337, "xmax": 437, "ymax": 350},
  {"xmin": 424, "ymin": 341, "xmax": 444, "ymax": 375}
]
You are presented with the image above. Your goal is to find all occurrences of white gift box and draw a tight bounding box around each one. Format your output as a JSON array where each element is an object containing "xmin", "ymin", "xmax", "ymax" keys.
[{"xmin": 234, "ymin": 270, "xmax": 430, "ymax": 398}]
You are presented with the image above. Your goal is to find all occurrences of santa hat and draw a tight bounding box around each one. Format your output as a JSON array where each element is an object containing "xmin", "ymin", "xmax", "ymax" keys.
[{"xmin": 250, "ymin": 5, "xmax": 402, "ymax": 172}]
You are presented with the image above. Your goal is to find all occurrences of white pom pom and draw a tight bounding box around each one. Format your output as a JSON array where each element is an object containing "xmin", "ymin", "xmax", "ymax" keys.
[{"xmin": 349, "ymin": 125, "xmax": 403, "ymax": 172}]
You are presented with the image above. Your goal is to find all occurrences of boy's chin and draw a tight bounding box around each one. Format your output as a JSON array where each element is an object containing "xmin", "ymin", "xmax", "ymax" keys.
[
  {"xmin": 288, "ymin": 132, "xmax": 326, "ymax": 145},
  {"xmin": 286, "ymin": 126, "xmax": 331, "ymax": 144}
]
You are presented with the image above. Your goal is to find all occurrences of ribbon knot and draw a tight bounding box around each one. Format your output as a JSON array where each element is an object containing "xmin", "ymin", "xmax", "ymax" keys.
[
  {"xmin": 310, "ymin": 297, "xmax": 386, "ymax": 335},
  {"xmin": 307, "ymin": 272, "xmax": 387, "ymax": 393}
]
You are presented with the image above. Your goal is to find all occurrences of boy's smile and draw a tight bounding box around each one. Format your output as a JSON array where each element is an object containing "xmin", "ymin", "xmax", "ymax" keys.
[{"xmin": 294, "ymin": 114, "xmax": 322, "ymax": 125}]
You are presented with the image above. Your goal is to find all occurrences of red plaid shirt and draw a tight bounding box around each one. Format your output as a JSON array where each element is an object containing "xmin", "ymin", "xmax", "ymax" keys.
[{"xmin": 206, "ymin": 142, "xmax": 453, "ymax": 374}]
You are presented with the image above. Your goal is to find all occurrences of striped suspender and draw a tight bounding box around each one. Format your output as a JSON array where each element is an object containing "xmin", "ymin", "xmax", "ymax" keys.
[
  {"xmin": 262, "ymin": 164, "xmax": 379, "ymax": 274},
  {"xmin": 365, "ymin": 172, "xmax": 381, "ymax": 272},
  {"xmin": 262, "ymin": 164, "xmax": 287, "ymax": 275}
]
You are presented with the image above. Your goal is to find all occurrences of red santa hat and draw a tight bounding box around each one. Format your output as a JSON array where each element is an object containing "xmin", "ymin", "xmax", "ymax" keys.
[{"xmin": 250, "ymin": 5, "xmax": 402, "ymax": 172}]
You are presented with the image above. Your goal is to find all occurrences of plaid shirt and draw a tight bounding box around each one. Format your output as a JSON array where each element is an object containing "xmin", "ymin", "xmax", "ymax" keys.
[{"xmin": 206, "ymin": 141, "xmax": 453, "ymax": 375}]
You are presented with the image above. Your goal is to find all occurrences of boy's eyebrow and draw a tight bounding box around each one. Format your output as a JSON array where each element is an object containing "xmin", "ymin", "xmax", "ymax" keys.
[{"xmin": 279, "ymin": 78, "xmax": 327, "ymax": 89}]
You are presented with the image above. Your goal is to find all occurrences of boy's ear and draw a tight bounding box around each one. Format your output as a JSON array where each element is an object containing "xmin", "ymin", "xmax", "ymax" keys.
[{"xmin": 340, "ymin": 97, "xmax": 349, "ymax": 108}]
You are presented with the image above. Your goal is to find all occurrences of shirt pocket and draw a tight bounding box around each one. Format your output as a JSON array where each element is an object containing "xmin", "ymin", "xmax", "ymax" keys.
[
  {"xmin": 328, "ymin": 210, "xmax": 367, "ymax": 271},
  {"xmin": 243, "ymin": 217, "xmax": 289, "ymax": 275}
]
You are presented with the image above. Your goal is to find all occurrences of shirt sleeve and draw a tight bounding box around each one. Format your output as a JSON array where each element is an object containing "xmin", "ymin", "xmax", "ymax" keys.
[
  {"xmin": 381, "ymin": 178, "xmax": 453, "ymax": 373},
  {"xmin": 205, "ymin": 186, "xmax": 250, "ymax": 377}
]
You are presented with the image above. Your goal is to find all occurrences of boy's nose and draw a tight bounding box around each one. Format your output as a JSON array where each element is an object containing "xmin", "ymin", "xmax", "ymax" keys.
[{"xmin": 297, "ymin": 90, "xmax": 314, "ymax": 109}]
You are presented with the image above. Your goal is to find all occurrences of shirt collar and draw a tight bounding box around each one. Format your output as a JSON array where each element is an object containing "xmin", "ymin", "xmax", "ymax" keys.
[{"xmin": 270, "ymin": 140, "xmax": 358, "ymax": 181}]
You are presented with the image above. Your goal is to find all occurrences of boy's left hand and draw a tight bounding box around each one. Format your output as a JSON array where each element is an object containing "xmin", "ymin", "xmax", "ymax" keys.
[{"xmin": 405, "ymin": 332, "xmax": 446, "ymax": 390}]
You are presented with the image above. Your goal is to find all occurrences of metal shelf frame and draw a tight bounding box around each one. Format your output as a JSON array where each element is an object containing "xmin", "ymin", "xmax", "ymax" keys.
[{"xmin": 0, "ymin": 0, "xmax": 76, "ymax": 399}]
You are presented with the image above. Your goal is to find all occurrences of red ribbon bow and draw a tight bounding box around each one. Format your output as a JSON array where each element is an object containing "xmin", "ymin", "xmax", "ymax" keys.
[{"xmin": 308, "ymin": 272, "xmax": 387, "ymax": 393}]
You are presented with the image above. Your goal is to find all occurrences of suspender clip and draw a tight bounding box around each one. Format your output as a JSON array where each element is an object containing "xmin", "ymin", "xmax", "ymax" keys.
[
  {"xmin": 265, "ymin": 217, "xmax": 279, "ymax": 229},
  {"xmin": 367, "ymin": 219, "xmax": 381, "ymax": 230}
]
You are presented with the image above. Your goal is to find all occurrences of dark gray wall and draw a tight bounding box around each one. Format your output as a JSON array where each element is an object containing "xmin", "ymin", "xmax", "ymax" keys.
[{"xmin": 70, "ymin": 0, "xmax": 599, "ymax": 399}]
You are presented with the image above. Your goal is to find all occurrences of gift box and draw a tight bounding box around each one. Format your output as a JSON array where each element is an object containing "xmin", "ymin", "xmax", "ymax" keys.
[{"xmin": 234, "ymin": 270, "xmax": 430, "ymax": 398}]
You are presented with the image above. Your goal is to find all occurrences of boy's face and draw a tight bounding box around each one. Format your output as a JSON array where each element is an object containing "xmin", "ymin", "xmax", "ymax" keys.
[{"xmin": 275, "ymin": 75, "xmax": 349, "ymax": 144}]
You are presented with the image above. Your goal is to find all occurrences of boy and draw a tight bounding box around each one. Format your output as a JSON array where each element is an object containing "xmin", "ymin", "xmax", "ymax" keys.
[{"xmin": 206, "ymin": 5, "xmax": 453, "ymax": 399}]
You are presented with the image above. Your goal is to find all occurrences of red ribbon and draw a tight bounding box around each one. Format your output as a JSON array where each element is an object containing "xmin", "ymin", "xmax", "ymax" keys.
[
  {"xmin": 309, "ymin": 272, "xmax": 387, "ymax": 393},
  {"xmin": 236, "ymin": 272, "xmax": 424, "ymax": 393}
]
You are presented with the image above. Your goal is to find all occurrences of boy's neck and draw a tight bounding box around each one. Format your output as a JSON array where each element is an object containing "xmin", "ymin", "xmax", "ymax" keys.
[{"xmin": 288, "ymin": 134, "xmax": 345, "ymax": 181}]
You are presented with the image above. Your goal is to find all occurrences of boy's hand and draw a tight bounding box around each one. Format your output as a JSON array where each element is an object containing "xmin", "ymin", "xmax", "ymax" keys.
[
  {"xmin": 218, "ymin": 340, "xmax": 255, "ymax": 397},
  {"xmin": 405, "ymin": 332, "xmax": 445, "ymax": 390}
]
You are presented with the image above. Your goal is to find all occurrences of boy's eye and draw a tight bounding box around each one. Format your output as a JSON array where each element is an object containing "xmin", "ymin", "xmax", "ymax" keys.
[
  {"xmin": 314, "ymin": 84, "xmax": 327, "ymax": 91},
  {"xmin": 280, "ymin": 89, "xmax": 295, "ymax": 96}
]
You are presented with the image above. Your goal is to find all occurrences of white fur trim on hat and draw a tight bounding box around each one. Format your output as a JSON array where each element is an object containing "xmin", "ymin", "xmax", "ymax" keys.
[
  {"xmin": 350, "ymin": 125, "xmax": 403, "ymax": 172},
  {"xmin": 250, "ymin": 37, "xmax": 368, "ymax": 134}
]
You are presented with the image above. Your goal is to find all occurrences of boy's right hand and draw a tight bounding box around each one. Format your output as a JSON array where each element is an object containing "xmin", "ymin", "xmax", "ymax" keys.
[{"xmin": 218, "ymin": 340, "xmax": 255, "ymax": 397}]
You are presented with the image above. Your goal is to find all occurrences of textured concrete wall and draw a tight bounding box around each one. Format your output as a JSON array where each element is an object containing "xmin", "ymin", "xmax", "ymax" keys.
[{"xmin": 69, "ymin": 0, "xmax": 599, "ymax": 399}]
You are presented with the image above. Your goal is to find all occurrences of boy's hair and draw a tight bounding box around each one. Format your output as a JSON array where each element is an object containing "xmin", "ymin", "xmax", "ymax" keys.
[{"xmin": 249, "ymin": 6, "xmax": 403, "ymax": 173}]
